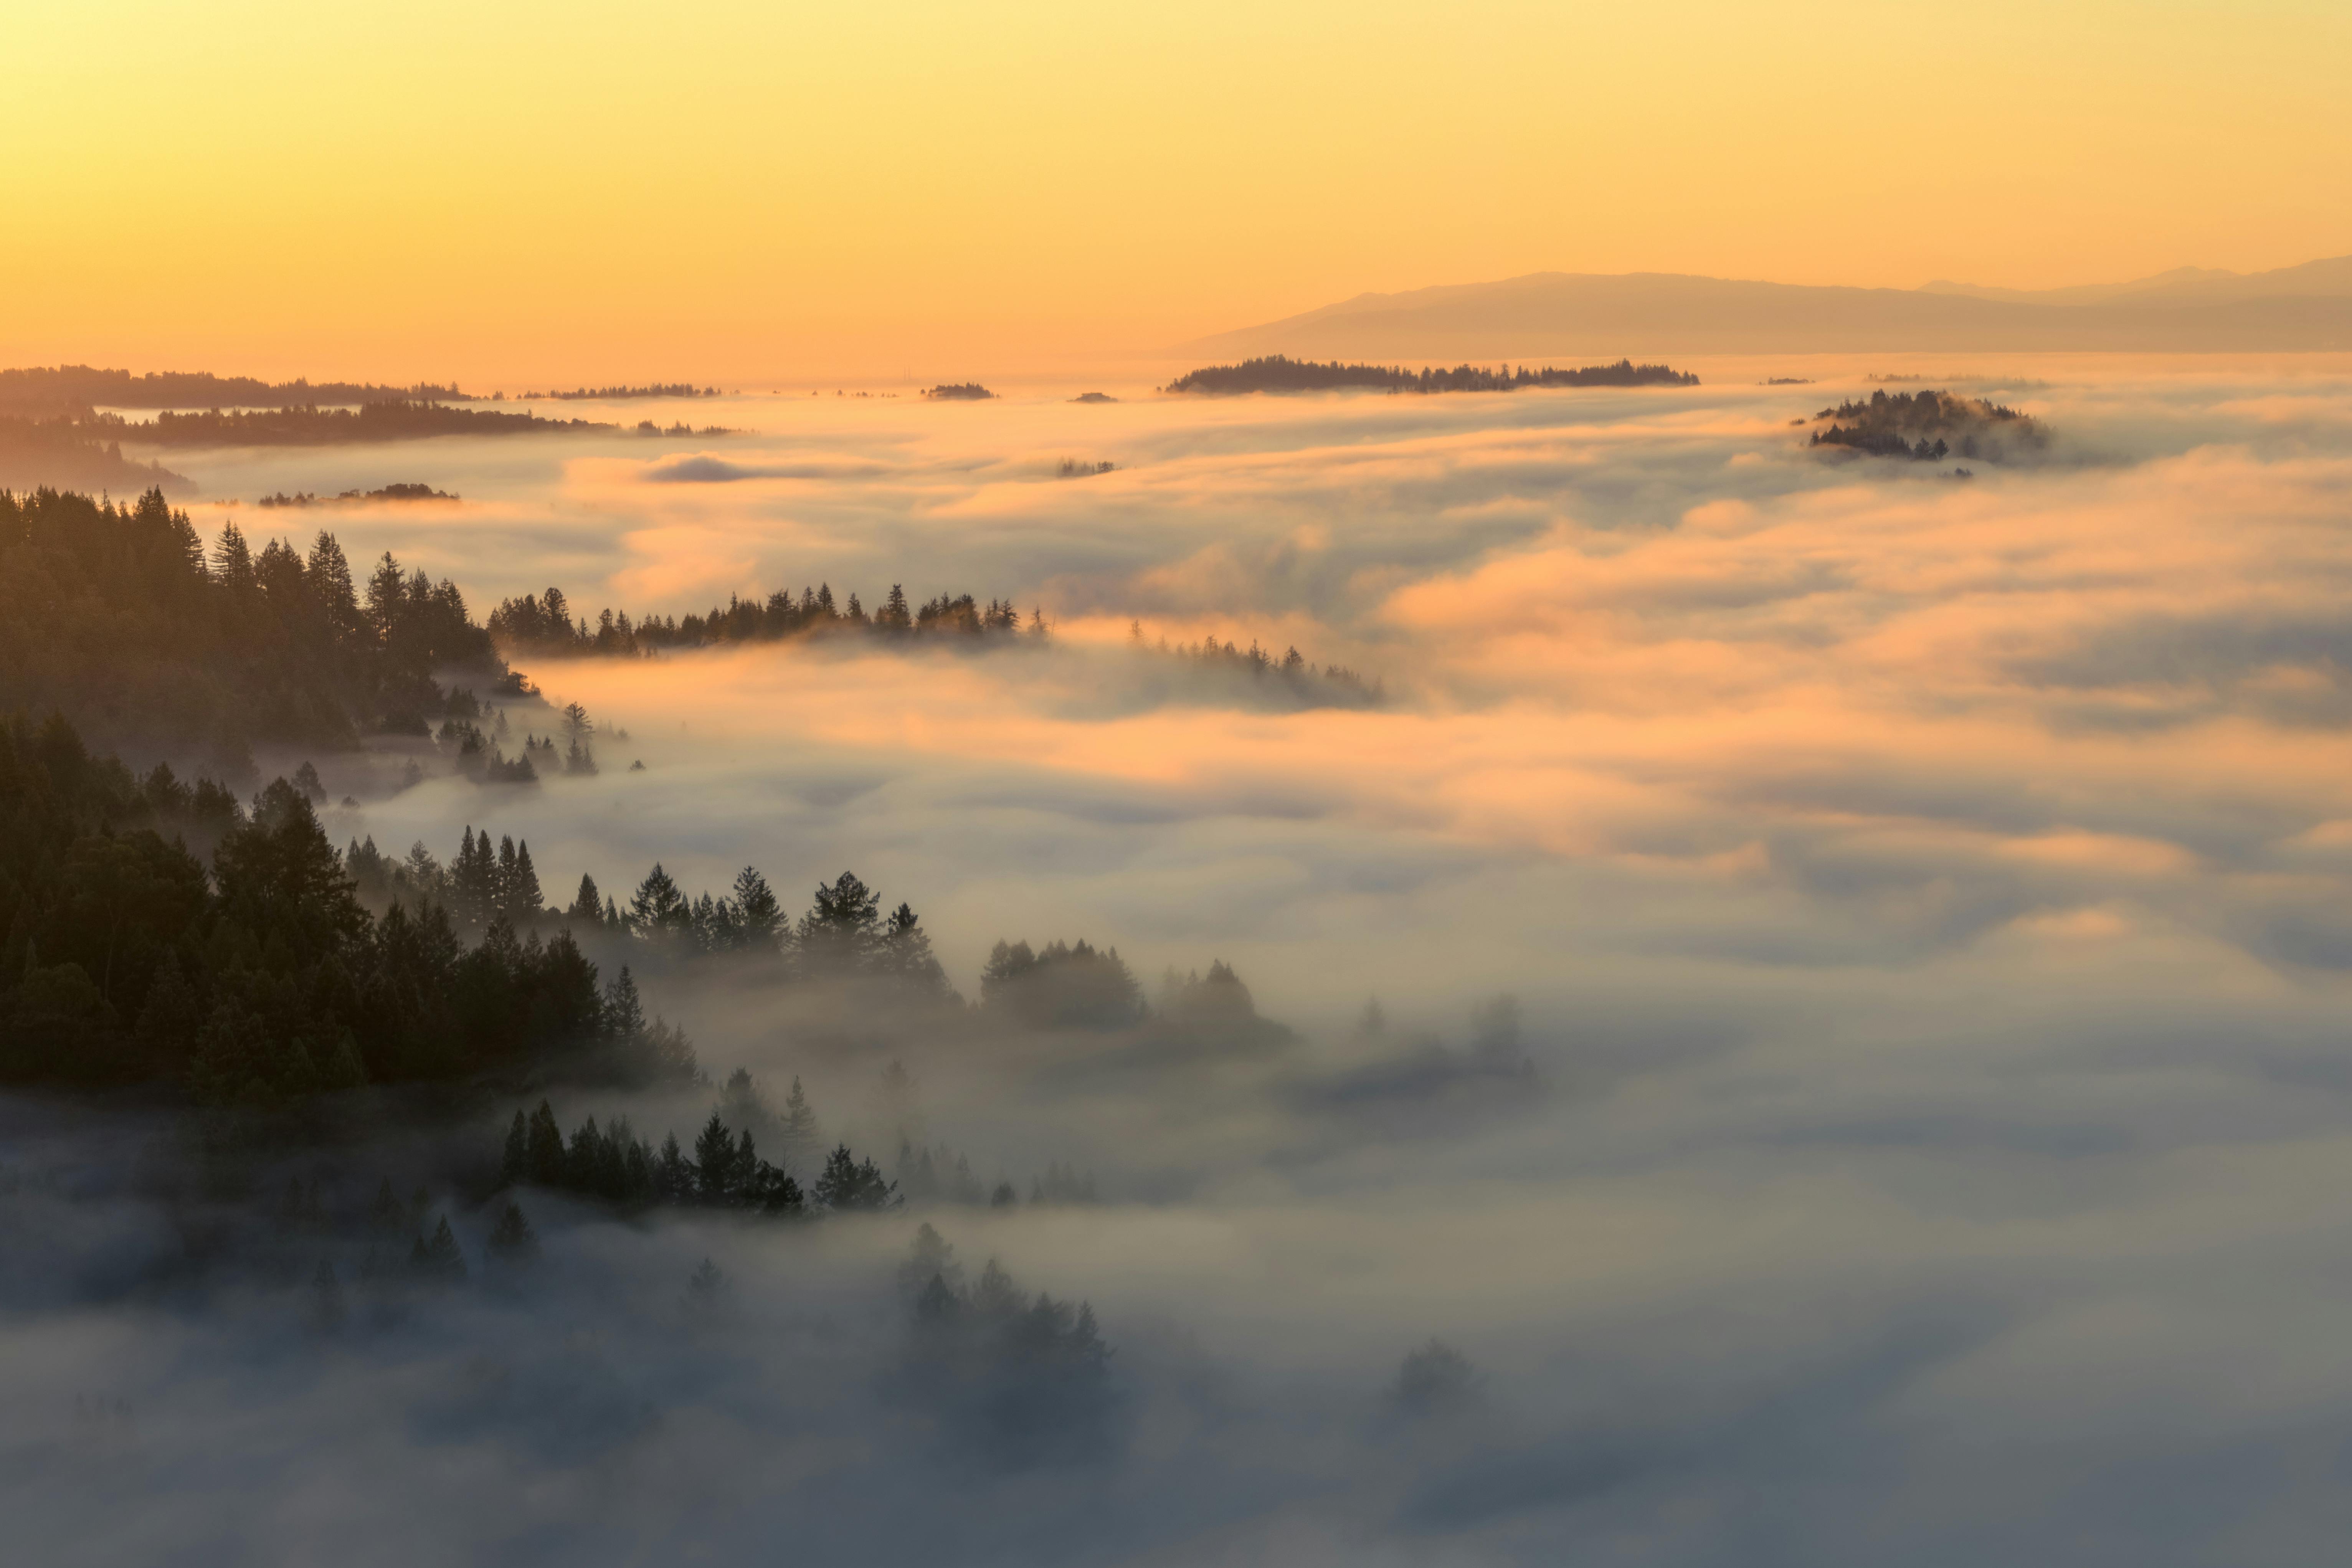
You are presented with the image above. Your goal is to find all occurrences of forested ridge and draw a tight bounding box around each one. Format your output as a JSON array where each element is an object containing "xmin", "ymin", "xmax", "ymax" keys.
[
  {"xmin": 0, "ymin": 364, "xmax": 471, "ymax": 416},
  {"xmin": 99, "ymin": 402, "xmax": 616, "ymax": 446},
  {"xmin": 0, "ymin": 486, "xmax": 503, "ymax": 767},
  {"xmin": 1163, "ymin": 355, "xmax": 1699, "ymax": 395},
  {"xmin": 489, "ymin": 582, "xmax": 1042, "ymax": 657},
  {"xmin": 520, "ymin": 383, "xmax": 718, "ymax": 400},
  {"xmin": 0, "ymin": 415, "xmax": 191, "ymax": 496},
  {"xmin": 0, "ymin": 712, "xmax": 958, "ymax": 1097}
]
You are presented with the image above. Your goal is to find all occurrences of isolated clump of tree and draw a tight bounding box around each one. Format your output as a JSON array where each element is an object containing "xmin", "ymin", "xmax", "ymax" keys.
[
  {"xmin": 1392, "ymin": 1338, "xmax": 1480, "ymax": 1418},
  {"xmin": 894, "ymin": 1223, "xmax": 1118, "ymax": 1467},
  {"xmin": 488, "ymin": 581, "xmax": 1043, "ymax": 659},
  {"xmin": 1163, "ymin": 355, "xmax": 1698, "ymax": 395},
  {"xmin": 980, "ymin": 938, "xmax": 1145, "ymax": 1028},
  {"xmin": 258, "ymin": 484, "xmax": 458, "ymax": 507},
  {"xmin": 1807, "ymin": 387, "xmax": 2048, "ymax": 463},
  {"xmin": 922, "ymin": 383, "xmax": 996, "ymax": 401}
]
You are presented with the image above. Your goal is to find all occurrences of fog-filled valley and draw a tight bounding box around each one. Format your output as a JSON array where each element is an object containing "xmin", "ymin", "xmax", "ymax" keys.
[{"xmin": 9, "ymin": 359, "xmax": 2352, "ymax": 1565}]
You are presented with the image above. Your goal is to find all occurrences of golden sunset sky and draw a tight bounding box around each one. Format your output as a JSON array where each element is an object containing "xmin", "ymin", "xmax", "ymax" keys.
[{"xmin": 6, "ymin": 0, "xmax": 2348, "ymax": 381}]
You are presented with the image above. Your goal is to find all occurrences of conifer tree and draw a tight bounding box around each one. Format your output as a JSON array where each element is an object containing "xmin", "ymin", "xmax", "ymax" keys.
[
  {"xmin": 213, "ymin": 520, "xmax": 256, "ymax": 591},
  {"xmin": 777, "ymin": 1076, "xmax": 819, "ymax": 1174},
  {"xmin": 656, "ymin": 1131, "xmax": 692, "ymax": 1201},
  {"xmin": 627, "ymin": 864, "xmax": 688, "ymax": 935},
  {"xmin": 411, "ymin": 1216, "xmax": 467, "ymax": 1282},
  {"xmin": 899, "ymin": 1221, "xmax": 965, "ymax": 1297},
  {"xmin": 568, "ymin": 873, "xmax": 603, "ymax": 923},
  {"xmin": 505, "ymin": 838, "xmax": 542, "ymax": 920},
  {"xmin": 813, "ymin": 1145, "xmax": 901, "ymax": 1212},
  {"xmin": 501, "ymin": 1109, "xmax": 529, "ymax": 1185},
  {"xmin": 306, "ymin": 531, "xmax": 363, "ymax": 644},
  {"xmin": 526, "ymin": 1099, "xmax": 565, "ymax": 1184},
  {"xmin": 728, "ymin": 867, "xmax": 783, "ymax": 951},
  {"xmin": 692, "ymin": 1112, "xmax": 742, "ymax": 1204},
  {"xmin": 603, "ymin": 968, "xmax": 646, "ymax": 1040},
  {"xmin": 685, "ymin": 1257, "xmax": 729, "ymax": 1313},
  {"xmin": 369, "ymin": 1176, "xmax": 405, "ymax": 1235},
  {"xmin": 486, "ymin": 1199, "xmax": 540, "ymax": 1262}
]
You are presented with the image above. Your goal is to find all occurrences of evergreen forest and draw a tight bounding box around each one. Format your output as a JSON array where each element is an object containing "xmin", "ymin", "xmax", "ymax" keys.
[
  {"xmin": 1807, "ymin": 387, "xmax": 2049, "ymax": 461},
  {"xmin": 1162, "ymin": 355, "xmax": 1700, "ymax": 395}
]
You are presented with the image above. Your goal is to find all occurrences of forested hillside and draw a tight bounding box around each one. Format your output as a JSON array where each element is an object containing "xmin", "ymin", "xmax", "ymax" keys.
[
  {"xmin": 0, "ymin": 486, "xmax": 501, "ymax": 767},
  {"xmin": 0, "ymin": 713, "xmax": 952, "ymax": 1094}
]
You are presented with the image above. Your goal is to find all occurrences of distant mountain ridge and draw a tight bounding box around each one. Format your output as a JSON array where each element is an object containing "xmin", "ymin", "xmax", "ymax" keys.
[
  {"xmin": 1918, "ymin": 254, "xmax": 2352, "ymax": 307},
  {"xmin": 1194, "ymin": 256, "xmax": 2352, "ymax": 357}
]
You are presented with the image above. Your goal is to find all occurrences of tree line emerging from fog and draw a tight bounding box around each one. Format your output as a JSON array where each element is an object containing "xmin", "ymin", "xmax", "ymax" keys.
[
  {"xmin": 1807, "ymin": 388, "xmax": 2048, "ymax": 462},
  {"xmin": 488, "ymin": 582, "xmax": 1044, "ymax": 657},
  {"xmin": 1126, "ymin": 620, "xmax": 1383, "ymax": 706},
  {"xmin": 0, "ymin": 363, "xmax": 471, "ymax": 416},
  {"xmin": 86, "ymin": 401, "xmax": 619, "ymax": 446},
  {"xmin": 2, "ymin": 703, "xmax": 1293, "ymax": 1100},
  {"xmin": 519, "ymin": 383, "xmax": 719, "ymax": 400},
  {"xmin": 284, "ymin": 1176, "xmax": 1117, "ymax": 1464},
  {"xmin": 257, "ymin": 483, "xmax": 458, "ymax": 507},
  {"xmin": 1162, "ymin": 355, "xmax": 1700, "ymax": 395},
  {"xmin": 0, "ymin": 711, "xmax": 966, "ymax": 1100}
]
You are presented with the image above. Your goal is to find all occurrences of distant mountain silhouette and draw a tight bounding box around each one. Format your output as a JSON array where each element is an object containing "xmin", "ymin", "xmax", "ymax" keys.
[
  {"xmin": 1193, "ymin": 258, "xmax": 2352, "ymax": 357},
  {"xmin": 1918, "ymin": 254, "xmax": 2352, "ymax": 307}
]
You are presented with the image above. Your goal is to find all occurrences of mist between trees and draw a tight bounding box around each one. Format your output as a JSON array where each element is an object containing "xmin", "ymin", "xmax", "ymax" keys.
[
  {"xmin": 3, "ymin": 485, "xmax": 1391, "ymax": 789},
  {"xmin": 5, "ymin": 706, "xmax": 1480, "ymax": 1105}
]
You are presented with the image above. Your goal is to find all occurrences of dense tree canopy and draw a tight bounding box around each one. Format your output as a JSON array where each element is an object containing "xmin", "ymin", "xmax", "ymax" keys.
[{"xmin": 0, "ymin": 486, "xmax": 501, "ymax": 765}]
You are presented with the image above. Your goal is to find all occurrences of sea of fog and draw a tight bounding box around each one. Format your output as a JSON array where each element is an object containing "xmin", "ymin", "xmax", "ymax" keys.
[{"xmin": 11, "ymin": 358, "xmax": 2352, "ymax": 1564}]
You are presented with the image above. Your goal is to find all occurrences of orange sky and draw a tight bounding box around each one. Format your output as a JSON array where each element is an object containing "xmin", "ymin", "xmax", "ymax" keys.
[{"xmin": 5, "ymin": 0, "xmax": 2349, "ymax": 383}]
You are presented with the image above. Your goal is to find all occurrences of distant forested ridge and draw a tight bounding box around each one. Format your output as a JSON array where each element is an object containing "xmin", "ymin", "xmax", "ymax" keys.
[
  {"xmin": 101, "ymin": 402, "xmax": 614, "ymax": 447},
  {"xmin": 522, "ymin": 384, "xmax": 718, "ymax": 400},
  {"xmin": 0, "ymin": 486, "xmax": 504, "ymax": 767},
  {"xmin": 0, "ymin": 364, "xmax": 470, "ymax": 416},
  {"xmin": 1807, "ymin": 388, "xmax": 2048, "ymax": 462},
  {"xmin": 1129, "ymin": 622, "xmax": 1382, "ymax": 707},
  {"xmin": 1162, "ymin": 355, "xmax": 1699, "ymax": 395},
  {"xmin": 489, "ymin": 583, "xmax": 1042, "ymax": 658},
  {"xmin": 258, "ymin": 484, "xmax": 458, "ymax": 507},
  {"xmin": 0, "ymin": 415, "xmax": 192, "ymax": 496}
]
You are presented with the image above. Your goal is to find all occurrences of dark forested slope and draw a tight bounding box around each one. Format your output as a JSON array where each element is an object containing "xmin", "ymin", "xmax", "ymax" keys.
[{"xmin": 0, "ymin": 487, "xmax": 502, "ymax": 768}]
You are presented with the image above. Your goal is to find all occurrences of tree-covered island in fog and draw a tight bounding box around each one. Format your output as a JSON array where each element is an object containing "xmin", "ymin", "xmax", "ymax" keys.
[
  {"xmin": 1162, "ymin": 355, "xmax": 1699, "ymax": 394},
  {"xmin": 1807, "ymin": 387, "xmax": 2049, "ymax": 462},
  {"xmin": 519, "ymin": 383, "xmax": 719, "ymax": 400}
]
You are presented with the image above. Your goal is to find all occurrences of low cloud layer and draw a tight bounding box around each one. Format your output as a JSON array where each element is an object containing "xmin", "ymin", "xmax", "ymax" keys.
[{"xmin": 14, "ymin": 360, "xmax": 2352, "ymax": 1562}]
